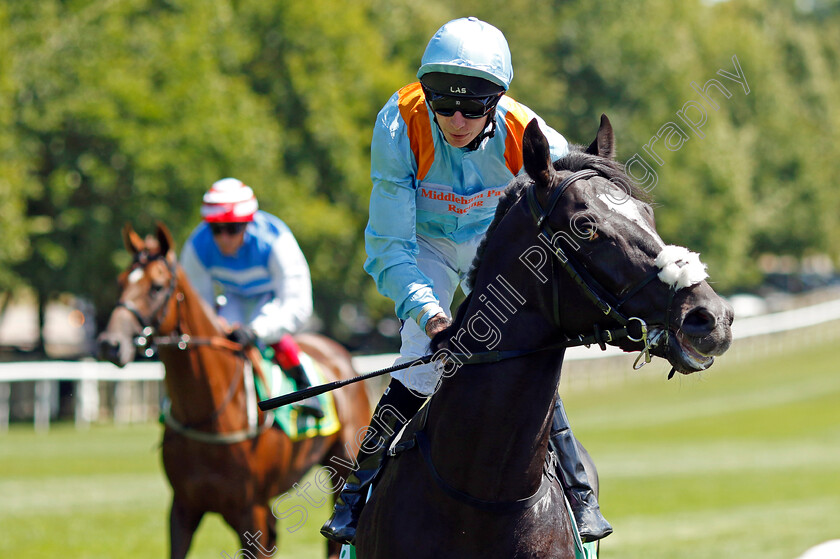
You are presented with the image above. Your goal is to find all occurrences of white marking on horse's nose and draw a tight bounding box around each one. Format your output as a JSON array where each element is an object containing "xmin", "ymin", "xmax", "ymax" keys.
[
  {"xmin": 128, "ymin": 268, "xmax": 145, "ymax": 284},
  {"xmin": 596, "ymin": 193, "xmax": 665, "ymax": 249}
]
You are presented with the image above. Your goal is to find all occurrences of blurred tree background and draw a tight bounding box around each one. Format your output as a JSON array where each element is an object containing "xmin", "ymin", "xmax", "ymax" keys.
[{"xmin": 1, "ymin": 0, "xmax": 838, "ymax": 352}]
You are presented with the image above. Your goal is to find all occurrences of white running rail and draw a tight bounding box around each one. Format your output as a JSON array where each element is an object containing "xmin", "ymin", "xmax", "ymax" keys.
[{"xmin": 4, "ymin": 296, "xmax": 840, "ymax": 431}]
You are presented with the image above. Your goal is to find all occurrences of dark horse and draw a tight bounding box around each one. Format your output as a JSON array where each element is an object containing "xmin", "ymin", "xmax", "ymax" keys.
[
  {"xmin": 97, "ymin": 223, "xmax": 371, "ymax": 559},
  {"xmin": 355, "ymin": 116, "xmax": 733, "ymax": 558}
]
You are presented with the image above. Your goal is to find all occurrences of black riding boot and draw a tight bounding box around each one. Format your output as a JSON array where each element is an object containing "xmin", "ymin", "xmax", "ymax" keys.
[
  {"xmin": 321, "ymin": 379, "xmax": 426, "ymax": 545},
  {"xmin": 550, "ymin": 398, "xmax": 613, "ymax": 543},
  {"xmin": 285, "ymin": 364, "xmax": 325, "ymax": 419}
]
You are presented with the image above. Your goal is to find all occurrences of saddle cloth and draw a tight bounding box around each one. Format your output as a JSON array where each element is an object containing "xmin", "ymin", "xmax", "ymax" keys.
[{"xmin": 254, "ymin": 351, "xmax": 341, "ymax": 442}]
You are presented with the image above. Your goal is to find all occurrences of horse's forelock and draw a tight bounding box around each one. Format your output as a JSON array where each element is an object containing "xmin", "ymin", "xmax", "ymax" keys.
[
  {"xmin": 144, "ymin": 235, "xmax": 162, "ymax": 255},
  {"xmin": 554, "ymin": 146, "xmax": 652, "ymax": 204}
]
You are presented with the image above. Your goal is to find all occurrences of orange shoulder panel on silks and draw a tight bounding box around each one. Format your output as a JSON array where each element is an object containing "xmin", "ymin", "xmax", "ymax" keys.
[
  {"xmin": 397, "ymin": 84, "xmax": 530, "ymax": 180},
  {"xmin": 397, "ymin": 82, "xmax": 435, "ymax": 181},
  {"xmin": 502, "ymin": 98, "xmax": 532, "ymax": 175}
]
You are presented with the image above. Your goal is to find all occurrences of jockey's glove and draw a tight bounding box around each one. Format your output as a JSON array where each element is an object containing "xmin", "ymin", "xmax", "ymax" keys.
[{"xmin": 228, "ymin": 325, "xmax": 258, "ymax": 348}]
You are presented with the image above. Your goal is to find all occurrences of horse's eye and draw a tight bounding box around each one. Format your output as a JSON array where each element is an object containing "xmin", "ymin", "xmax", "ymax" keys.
[
  {"xmin": 572, "ymin": 213, "xmax": 600, "ymax": 243},
  {"xmin": 149, "ymin": 283, "xmax": 165, "ymax": 296}
]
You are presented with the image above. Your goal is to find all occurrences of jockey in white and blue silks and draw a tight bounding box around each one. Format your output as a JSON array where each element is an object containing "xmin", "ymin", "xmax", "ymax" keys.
[
  {"xmin": 180, "ymin": 178, "xmax": 324, "ymax": 418},
  {"xmin": 322, "ymin": 17, "xmax": 613, "ymax": 546}
]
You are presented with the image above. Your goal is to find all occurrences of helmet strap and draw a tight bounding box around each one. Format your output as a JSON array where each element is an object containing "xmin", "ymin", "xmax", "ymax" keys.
[
  {"xmin": 466, "ymin": 109, "xmax": 497, "ymax": 151},
  {"xmin": 431, "ymin": 107, "xmax": 498, "ymax": 152}
]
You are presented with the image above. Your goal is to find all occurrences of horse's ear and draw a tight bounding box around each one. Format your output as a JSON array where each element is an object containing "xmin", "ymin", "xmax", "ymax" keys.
[
  {"xmin": 156, "ymin": 222, "xmax": 175, "ymax": 257},
  {"xmin": 585, "ymin": 114, "xmax": 615, "ymax": 160},
  {"xmin": 122, "ymin": 223, "xmax": 144, "ymax": 255},
  {"xmin": 523, "ymin": 118, "xmax": 552, "ymax": 188}
]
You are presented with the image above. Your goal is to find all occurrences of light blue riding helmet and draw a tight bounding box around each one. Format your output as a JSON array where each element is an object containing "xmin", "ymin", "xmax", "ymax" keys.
[{"xmin": 417, "ymin": 17, "xmax": 513, "ymax": 91}]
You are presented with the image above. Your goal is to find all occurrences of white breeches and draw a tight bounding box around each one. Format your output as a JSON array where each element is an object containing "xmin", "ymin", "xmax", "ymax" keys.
[{"xmin": 391, "ymin": 234, "xmax": 483, "ymax": 397}]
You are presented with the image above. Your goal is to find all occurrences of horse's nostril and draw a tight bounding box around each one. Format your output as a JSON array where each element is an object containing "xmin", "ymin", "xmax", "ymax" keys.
[{"xmin": 682, "ymin": 307, "xmax": 717, "ymax": 336}]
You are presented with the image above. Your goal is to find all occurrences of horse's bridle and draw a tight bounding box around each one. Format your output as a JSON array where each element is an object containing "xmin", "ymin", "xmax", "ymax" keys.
[
  {"xmin": 115, "ymin": 251, "xmax": 244, "ymax": 354},
  {"xmin": 114, "ymin": 251, "xmax": 179, "ymax": 348},
  {"xmin": 525, "ymin": 168, "xmax": 677, "ymax": 368},
  {"xmin": 114, "ymin": 250, "xmax": 271, "ymax": 443}
]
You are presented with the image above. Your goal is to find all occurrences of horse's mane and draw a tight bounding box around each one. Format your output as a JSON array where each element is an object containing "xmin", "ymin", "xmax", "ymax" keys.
[
  {"xmin": 431, "ymin": 145, "xmax": 652, "ymax": 352},
  {"xmin": 465, "ymin": 145, "xmax": 651, "ymax": 291}
]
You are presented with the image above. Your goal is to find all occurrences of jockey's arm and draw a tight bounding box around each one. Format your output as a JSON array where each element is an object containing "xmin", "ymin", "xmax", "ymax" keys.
[
  {"xmin": 364, "ymin": 120, "xmax": 444, "ymax": 332},
  {"xmin": 249, "ymin": 230, "xmax": 313, "ymax": 344}
]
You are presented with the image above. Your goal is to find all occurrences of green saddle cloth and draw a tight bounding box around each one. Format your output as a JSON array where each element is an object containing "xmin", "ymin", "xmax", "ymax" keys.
[{"xmin": 254, "ymin": 350, "xmax": 340, "ymax": 442}]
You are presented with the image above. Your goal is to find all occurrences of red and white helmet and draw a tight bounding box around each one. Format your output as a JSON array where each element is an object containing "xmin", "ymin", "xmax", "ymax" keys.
[{"xmin": 200, "ymin": 178, "xmax": 259, "ymax": 223}]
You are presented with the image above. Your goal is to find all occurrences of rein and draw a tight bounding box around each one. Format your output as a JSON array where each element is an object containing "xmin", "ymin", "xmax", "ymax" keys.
[
  {"xmin": 134, "ymin": 329, "xmax": 245, "ymax": 357},
  {"xmin": 260, "ymin": 169, "xmax": 677, "ymax": 413},
  {"xmin": 401, "ymin": 171, "xmax": 672, "ymax": 514},
  {"xmin": 258, "ymin": 321, "xmax": 643, "ymax": 412}
]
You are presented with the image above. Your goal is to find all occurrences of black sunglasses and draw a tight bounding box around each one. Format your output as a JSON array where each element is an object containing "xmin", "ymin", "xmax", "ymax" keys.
[
  {"xmin": 424, "ymin": 90, "xmax": 501, "ymax": 119},
  {"xmin": 210, "ymin": 222, "xmax": 248, "ymax": 236}
]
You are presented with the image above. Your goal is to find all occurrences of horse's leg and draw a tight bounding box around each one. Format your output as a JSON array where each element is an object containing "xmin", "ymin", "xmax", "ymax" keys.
[
  {"xmin": 169, "ymin": 499, "xmax": 203, "ymax": 559},
  {"xmin": 226, "ymin": 504, "xmax": 277, "ymax": 559}
]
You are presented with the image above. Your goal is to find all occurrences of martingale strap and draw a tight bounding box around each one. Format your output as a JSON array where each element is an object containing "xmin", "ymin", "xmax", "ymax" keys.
[
  {"xmin": 387, "ymin": 399, "xmax": 557, "ymax": 513},
  {"xmin": 414, "ymin": 428, "xmax": 556, "ymax": 513}
]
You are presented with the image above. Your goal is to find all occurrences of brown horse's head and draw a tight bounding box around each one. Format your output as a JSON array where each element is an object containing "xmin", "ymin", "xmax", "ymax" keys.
[
  {"xmin": 516, "ymin": 115, "xmax": 733, "ymax": 374},
  {"xmin": 97, "ymin": 223, "xmax": 177, "ymax": 367}
]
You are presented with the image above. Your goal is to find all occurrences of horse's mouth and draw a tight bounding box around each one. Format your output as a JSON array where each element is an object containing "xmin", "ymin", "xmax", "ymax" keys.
[
  {"xmin": 670, "ymin": 330, "xmax": 714, "ymax": 374},
  {"xmin": 648, "ymin": 327, "xmax": 714, "ymax": 374}
]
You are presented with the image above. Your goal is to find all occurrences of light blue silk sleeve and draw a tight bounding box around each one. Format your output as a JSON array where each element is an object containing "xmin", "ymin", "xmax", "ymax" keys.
[{"xmin": 363, "ymin": 109, "xmax": 439, "ymax": 323}]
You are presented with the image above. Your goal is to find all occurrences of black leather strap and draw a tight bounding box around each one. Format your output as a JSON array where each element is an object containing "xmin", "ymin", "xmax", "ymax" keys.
[{"xmin": 414, "ymin": 429, "xmax": 554, "ymax": 513}]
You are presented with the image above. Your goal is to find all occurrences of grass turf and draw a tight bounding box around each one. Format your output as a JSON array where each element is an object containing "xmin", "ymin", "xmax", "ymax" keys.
[{"xmin": 1, "ymin": 340, "xmax": 838, "ymax": 558}]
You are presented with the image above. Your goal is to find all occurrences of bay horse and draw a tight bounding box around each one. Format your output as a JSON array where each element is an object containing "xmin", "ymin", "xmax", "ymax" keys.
[
  {"xmin": 355, "ymin": 115, "xmax": 733, "ymax": 558},
  {"xmin": 97, "ymin": 223, "xmax": 371, "ymax": 559}
]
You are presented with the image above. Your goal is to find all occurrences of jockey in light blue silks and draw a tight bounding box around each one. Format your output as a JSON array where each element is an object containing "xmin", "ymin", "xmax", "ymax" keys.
[
  {"xmin": 181, "ymin": 178, "xmax": 324, "ymax": 418},
  {"xmin": 321, "ymin": 17, "xmax": 613, "ymax": 545}
]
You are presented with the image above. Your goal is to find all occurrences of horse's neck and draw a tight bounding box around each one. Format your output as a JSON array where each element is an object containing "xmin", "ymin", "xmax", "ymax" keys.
[
  {"xmin": 171, "ymin": 268, "xmax": 225, "ymax": 337},
  {"xmin": 426, "ymin": 264, "xmax": 564, "ymax": 499},
  {"xmin": 160, "ymin": 269, "xmax": 244, "ymax": 427}
]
